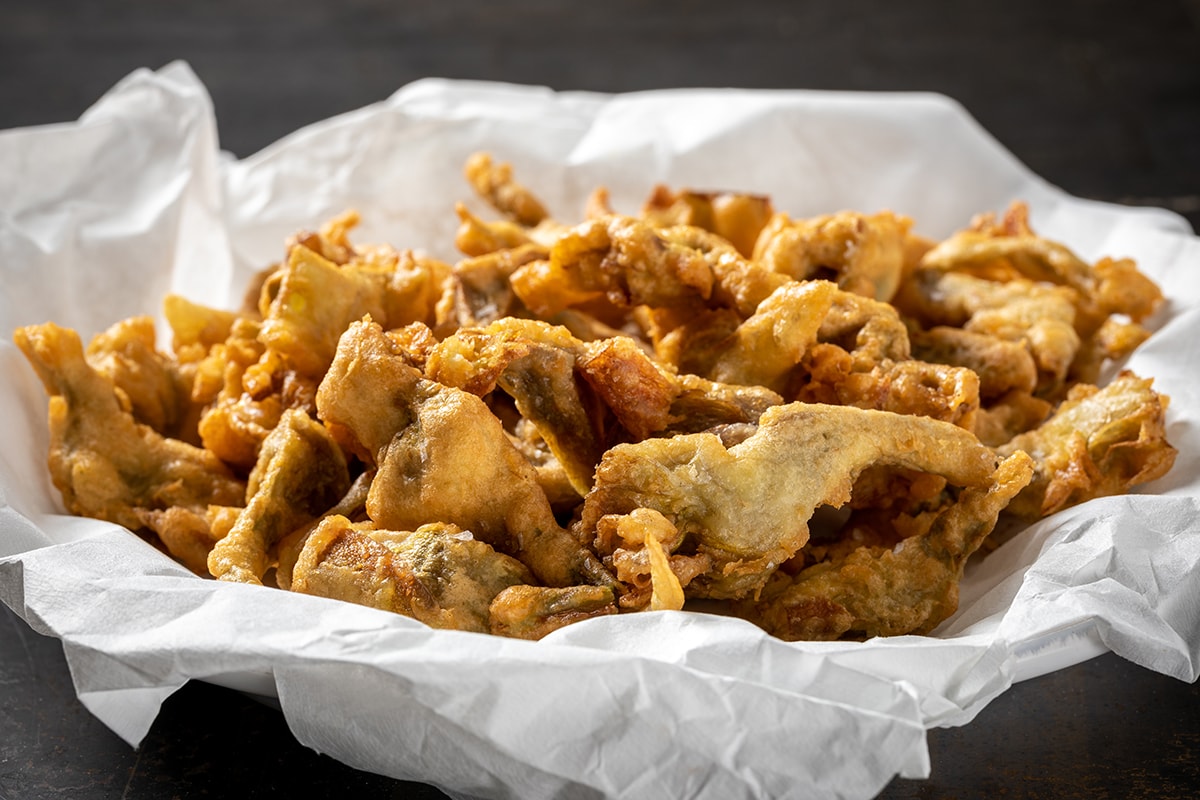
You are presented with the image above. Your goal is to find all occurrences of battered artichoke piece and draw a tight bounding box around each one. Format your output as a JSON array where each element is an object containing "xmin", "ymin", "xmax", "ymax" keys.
[
  {"xmin": 660, "ymin": 280, "xmax": 838, "ymax": 393},
  {"xmin": 663, "ymin": 374, "xmax": 783, "ymax": 436},
  {"xmin": 815, "ymin": 289, "xmax": 911, "ymax": 368},
  {"xmin": 752, "ymin": 210, "xmax": 913, "ymax": 302},
  {"xmin": 316, "ymin": 318, "xmax": 614, "ymax": 589},
  {"xmin": 259, "ymin": 243, "xmax": 390, "ymax": 378},
  {"xmin": 489, "ymin": 584, "xmax": 619, "ymax": 640},
  {"xmin": 464, "ymin": 151, "xmax": 550, "ymax": 227},
  {"xmin": 208, "ymin": 408, "xmax": 351, "ymax": 585},
  {"xmin": 85, "ymin": 315, "xmax": 190, "ymax": 436},
  {"xmin": 920, "ymin": 203, "xmax": 1163, "ymax": 330},
  {"xmin": 163, "ymin": 294, "xmax": 240, "ymax": 353},
  {"xmin": 427, "ymin": 318, "xmax": 658, "ymax": 494},
  {"xmin": 194, "ymin": 317, "xmax": 319, "ymax": 472},
  {"xmin": 291, "ymin": 515, "xmax": 536, "ymax": 634},
  {"xmin": 897, "ymin": 269, "xmax": 1080, "ymax": 395},
  {"xmin": 736, "ymin": 451, "xmax": 1034, "ymax": 641},
  {"xmin": 454, "ymin": 202, "xmax": 537, "ymax": 256},
  {"xmin": 972, "ymin": 390, "xmax": 1054, "ymax": 448},
  {"xmin": 910, "ymin": 326, "xmax": 1038, "ymax": 401},
  {"xmin": 641, "ymin": 186, "xmax": 775, "ymax": 258},
  {"xmin": 511, "ymin": 215, "xmax": 716, "ymax": 317},
  {"xmin": 137, "ymin": 505, "xmax": 239, "ymax": 576},
  {"xmin": 259, "ymin": 241, "xmax": 456, "ymax": 379},
  {"xmin": 451, "ymin": 242, "xmax": 546, "ymax": 325},
  {"xmin": 921, "ymin": 202, "xmax": 1096, "ymax": 292},
  {"xmin": 656, "ymin": 225, "xmax": 791, "ymax": 317},
  {"xmin": 997, "ymin": 371, "xmax": 1176, "ymax": 518},
  {"xmin": 429, "ymin": 317, "xmax": 796, "ymax": 491},
  {"xmin": 14, "ymin": 321, "xmax": 246, "ymax": 541},
  {"xmin": 796, "ymin": 351, "xmax": 981, "ymax": 430},
  {"xmin": 581, "ymin": 402, "xmax": 1002, "ymax": 600}
]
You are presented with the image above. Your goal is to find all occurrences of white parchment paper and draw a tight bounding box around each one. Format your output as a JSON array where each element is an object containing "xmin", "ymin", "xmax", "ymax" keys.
[{"xmin": 2, "ymin": 62, "xmax": 1199, "ymax": 800}]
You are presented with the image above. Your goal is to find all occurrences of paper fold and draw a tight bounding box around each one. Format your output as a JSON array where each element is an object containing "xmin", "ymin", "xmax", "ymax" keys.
[{"xmin": 2, "ymin": 63, "xmax": 1199, "ymax": 800}]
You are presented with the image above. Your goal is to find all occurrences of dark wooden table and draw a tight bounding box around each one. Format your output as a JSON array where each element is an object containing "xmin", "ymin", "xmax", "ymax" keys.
[{"xmin": 2, "ymin": 2, "xmax": 1199, "ymax": 798}]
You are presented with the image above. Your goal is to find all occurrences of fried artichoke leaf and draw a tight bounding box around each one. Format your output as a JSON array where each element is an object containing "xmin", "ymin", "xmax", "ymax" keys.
[
  {"xmin": 737, "ymin": 451, "xmax": 1034, "ymax": 640},
  {"xmin": 317, "ymin": 318, "xmax": 614, "ymax": 588},
  {"xmin": 998, "ymin": 371, "xmax": 1176, "ymax": 517},
  {"xmin": 582, "ymin": 402, "xmax": 1001, "ymax": 599},
  {"xmin": 208, "ymin": 408, "xmax": 350, "ymax": 584},
  {"xmin": 292, "ymin": 516, "xmax": 535, "ymax": 633},
  {"xmin": 14, "ymin": 322, "xmax": 245, "ymax": 534}
]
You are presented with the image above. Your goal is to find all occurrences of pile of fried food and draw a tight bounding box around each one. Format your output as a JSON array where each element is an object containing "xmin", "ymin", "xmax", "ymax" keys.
[{"xmin": 14, "ymin": 153, "xmax": 1177, "ymax": 641}]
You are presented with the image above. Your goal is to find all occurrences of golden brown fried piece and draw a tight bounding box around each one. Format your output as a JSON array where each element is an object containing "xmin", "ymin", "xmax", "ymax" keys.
[
  {"xmin": 317, "ymin": 318, "xmax": 614, "ymax": 588},
  {"xmin": 163, "ymin": 294, "xmax": 240, "ymax": 353},
  {"xmin": 657, "ymin": 225, "xmax": 791, "ymax": 318},
  {"xmin": 464, "ymin": 152, "xmax": 549, "ymax": 226},
  {"xmin": 511, "ymin": 215, "xmax": 716, "ymax": 317},
  {"xmin": 207, "ymin": 409, "xmax": 351, "ymax": 585},
  {"xmin": 921, "ymin": 202, "xmax": 1095, "ymax": 291},
  {"xmin": 594, "ymin": 507, "xmax": 712, "ymax": 612},
  {"xmin": 916, "ymin": 202, "xmax": 1163, "ymax": 375},
  {"xmin": 998, "ymin": 371, "xmax": 1176, "ymax": 517},
  {"xmin": 735, "ymin": 451, "xmax": 1034, "ymax": 640},
  {"xmin": 193, "ymin": 318, "xmax": 319, "ymax": 472},
  {"xmin": 661, "ymin": 280, "xmax": 838, "ymax": 392},
  {"xmin": 259, "ymin": 244, "xmax": 390, "ymax": 378},
  {"xmin": 753, "ymin": 210, "xmax": 912, "ymax": 302},
  {"xmin": 972, "ymin": 390, "xmax": 1054, "ymax": 448},
  {"xmin": 454, "ymin": 203, "xmax": 537, "ymax": 257},
  {"xmin": 14, "ymin": 322, "xmax": 246, "ymax": 536},
  {"xmin": 85, "ymin": 316, "xmax": 190, "ymax": 436},
  {"xmin": 898, "ymin": 269, "xmax": 1080, "ymax": 394},
  {"xmin": 910, "ymin": 326, "xmax": 1038, "ymax": 401},
  {"xmin": 582, "ymin": 402, "xmax": 1001, "ymax": 600},
  {"xmin": 664, "ymin": 374, "xmax": 783, "ymax": 436},
  {"xmin": 489, "ymin": 584, "xmax": 619, "ymax": 639},
  {"xmin": 641, "ymin": 185, "xmax": 775, "ymax": 258},
  {"xmin": 275, "ymin": 470, "xmax": 375, "ymax": 590},
  {"xmin": 815, "ymin": 289, "xmax": 911, "ymax": 368},
  {"xmin": 576, "ymin": 334, "xmax": 679, "ymax": 440},
  {"xmin": 1089, "ymin": 256, "xmax": 1163, "ymax": 326},
  {"xmin": 136, "ymin": 505, "xmax": 239, "ymax": 576},
  {"xmin": 797, "ymin": 352, "xmax": 981, "ymax": 429},
  {"xmin": 1070, "ymin": 316, "xmax": 1154, "ymax": 386},
  {"xmin": 430, "ymin": 317, "xmax": 690, "ymax": 481},
  {"xmin": 429, "ymin": 319, "xmax": 619, "ymax": 493},
  {"xmin": 451, "ymin": 243, "xmax": 546, "ymax": 325},
  {"xmin": 292, "ymin": 515, "xmax": 535, "ymax": 633}
]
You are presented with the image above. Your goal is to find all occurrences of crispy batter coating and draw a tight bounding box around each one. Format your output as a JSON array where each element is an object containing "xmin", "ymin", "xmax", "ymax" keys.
[
  {"xmin": 898, "ymin": 269, "xmax": 1080, "ymax": 395},
  {"xmin": 796, "ymin": 352, "xmax": 980, "ymax": 429},
  {"xmin": 753, "ymin": 210, "xmax": 912, "ymax": 302},
  {"xmin": 489, "ymin": 584, "xmax": 619, "ymax": 639},
  {"xmin": 85, "ymin": 316, "xmax": 190, "ymax": 436},
  {"xmin": 910, "ymin": 326, "xmax": 1038, "ymax": 401},
  {"xmin": 292, "ymin": 516, "xmax": 535, "ymax": 633},
  {"xmin": 317, "ymin": 318, "xmax": 613, "ymax": 588},
  {"xmin": 464, "ymin": 152, "xmax": 549, "ymax": 226},
  {"xmin": 921, "ymin": 202, "xmax": 1096, "ymax": 292},
  {"xmin": 736, "ymin": 451, "xmax": 1034, "ymax": 640},
  {"xmin": 641, "ymin": 185, "xmax": 775, "ymax": 258},
  {"xmin": 998, "ymin": 371, "xmax": 1176, "ymax": 517},
  {"xmin": 208, "ymin": 408, "xmax": 350, "ymax": 585},
  {"xmin": 14, "ymin": 322, "xmax": 245, "ymax": 535},
  {"xmin": 582, "ymin": 402, "xmax": 1001, "ymax": 599},
  {"xmin": 663, "ymin": 280, "xmax": 838, "ymax": 392}
]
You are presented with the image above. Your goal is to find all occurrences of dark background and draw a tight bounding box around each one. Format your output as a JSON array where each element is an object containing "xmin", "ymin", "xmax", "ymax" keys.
[{"xmin": 2, "ymin": 1, "xmax": 1199, "ymax": 798}]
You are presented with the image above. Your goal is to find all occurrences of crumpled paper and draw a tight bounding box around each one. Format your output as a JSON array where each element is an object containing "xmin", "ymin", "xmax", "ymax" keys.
[{"xmin": 2, "ymin": 61, "xmax": 1199, "ymax": 800}]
